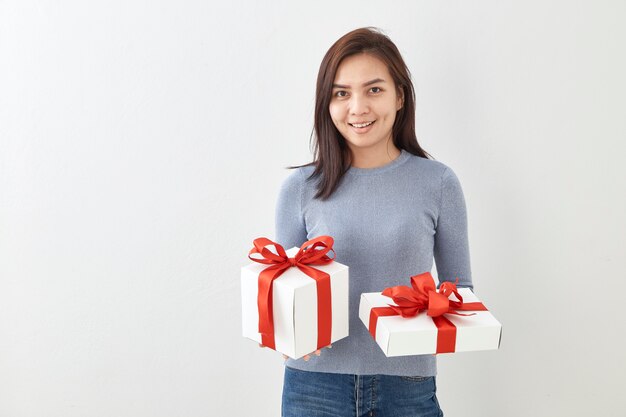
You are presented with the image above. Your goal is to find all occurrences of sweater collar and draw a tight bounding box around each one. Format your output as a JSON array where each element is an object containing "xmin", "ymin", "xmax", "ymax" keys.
[{"xmin": 346, "ymin": 150, "xmax": 411, "ymax": 176}]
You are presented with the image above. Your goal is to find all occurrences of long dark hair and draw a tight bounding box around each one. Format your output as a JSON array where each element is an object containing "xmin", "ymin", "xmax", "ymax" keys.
[{"xmin": 296, "ymin": 27, "xmax": 432, "ymax": 200}]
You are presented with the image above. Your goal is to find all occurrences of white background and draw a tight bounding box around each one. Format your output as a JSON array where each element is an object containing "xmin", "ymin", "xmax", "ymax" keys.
[{"xmin": 1, "ymin": 1, "xmax": 625, "ymax": 416}]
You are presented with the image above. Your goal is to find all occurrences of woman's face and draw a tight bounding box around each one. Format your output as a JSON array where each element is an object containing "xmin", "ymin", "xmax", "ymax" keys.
[{"xmin": 329, "ymin": 53, "xmax": 403, "ymax": 154}]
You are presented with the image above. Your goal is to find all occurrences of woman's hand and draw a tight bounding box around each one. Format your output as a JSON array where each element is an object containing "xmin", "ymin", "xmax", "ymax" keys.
[{"xmin": 258, "ymin": 343, "xmax": 332, "ymax": 361}]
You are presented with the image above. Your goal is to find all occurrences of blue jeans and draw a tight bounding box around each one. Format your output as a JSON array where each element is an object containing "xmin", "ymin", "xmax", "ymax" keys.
[{"xmin": 282, "ymin": 366, "xmax": 444, "ymax": 417}]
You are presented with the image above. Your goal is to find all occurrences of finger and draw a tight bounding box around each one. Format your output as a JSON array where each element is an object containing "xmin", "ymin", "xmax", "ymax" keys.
[
  {"xmin": 282, "ymin": 354, "xmax": 289, "ymax": 361},
  {"xmin": 327, "ymin": 344, "xmax": 332, "ymax": 349},
  {"xmin": 303, "ymin": 354, "xmax": 310, "ymax": 361},
  {"xmin": 259, "ymin": 343, "xmax": 265, "ymax": 348},
  {"xmin": 314, "ymin": 350, "xmax": 321, "ymax": 356}
]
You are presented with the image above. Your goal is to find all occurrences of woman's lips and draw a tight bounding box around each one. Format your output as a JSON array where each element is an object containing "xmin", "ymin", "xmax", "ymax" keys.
[{"xmin": 348, "ymin": 120, "xmax": 375, "ymax": 133}]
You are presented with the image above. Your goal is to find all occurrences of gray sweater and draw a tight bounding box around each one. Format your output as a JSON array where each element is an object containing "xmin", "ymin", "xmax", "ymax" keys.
[{"xmin": 275, "ymin": 150, "xmax": 473, "ymax": 376}]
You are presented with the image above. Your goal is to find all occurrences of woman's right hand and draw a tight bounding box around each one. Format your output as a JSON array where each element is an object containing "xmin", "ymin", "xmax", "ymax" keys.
[{"xmin": 259, "ymin": 343, "xmax": 332, "ymax": 362}]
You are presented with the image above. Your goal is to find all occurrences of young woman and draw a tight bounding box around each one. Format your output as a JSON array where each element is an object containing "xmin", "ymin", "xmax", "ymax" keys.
[{"xmin": 274, "ymin": 27, "xmax": 472, "ymax": 417}]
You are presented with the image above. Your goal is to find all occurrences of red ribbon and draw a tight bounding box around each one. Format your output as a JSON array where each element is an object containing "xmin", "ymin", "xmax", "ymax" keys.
[
  {"xmin": 248, "ymin": 236, "xmax": 336, "ymax": 350},
  {"xmin": 369, "ymin": 272, "xmax": 487, "ymax": 354}
]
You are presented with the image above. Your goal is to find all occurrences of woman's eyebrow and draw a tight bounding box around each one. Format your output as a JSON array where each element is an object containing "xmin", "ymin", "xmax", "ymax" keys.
[{"xmin": 332, "ymin": 78, "xmax": 386, "ymax": 89}]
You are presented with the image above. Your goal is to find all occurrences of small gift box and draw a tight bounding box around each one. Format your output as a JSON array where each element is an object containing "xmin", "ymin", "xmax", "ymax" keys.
[
  {"xmin": 359, "ymin": 272, "xmax": 501, "ymax": 357},
  {"xmin": 241, "ymin": 236, "xmax": 349, "ymax": 359}
]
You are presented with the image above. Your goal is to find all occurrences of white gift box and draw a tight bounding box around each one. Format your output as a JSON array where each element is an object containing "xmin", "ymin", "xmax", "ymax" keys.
[
  {"xmin": 241, "ymin": 247, "xmax": 349, "ymax": 359},
  {"xmin": 359, "ymin": 288, "xmax": 502, "ymax": 357}
]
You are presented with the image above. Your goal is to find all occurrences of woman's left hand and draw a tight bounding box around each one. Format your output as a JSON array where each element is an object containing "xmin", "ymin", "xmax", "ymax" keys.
[{"xmin": 259, "ymin": 343, "xmax": 332, "ymax": 361}]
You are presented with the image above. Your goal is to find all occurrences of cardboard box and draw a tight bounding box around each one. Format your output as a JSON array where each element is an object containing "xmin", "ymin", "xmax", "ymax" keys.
[
  {"xmin": 241, "ymin": 247, "xmax": 349, "ymax": 359},
  {"xmin": 359, "ymin": 288, "xmax": 501, "ymax": 357}
]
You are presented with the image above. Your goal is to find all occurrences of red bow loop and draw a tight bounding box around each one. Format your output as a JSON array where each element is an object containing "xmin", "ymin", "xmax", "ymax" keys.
[
  {"xmin": 248, "ymin": 237, "xmax": 289, "ymax": 265},
  {"xmin": 381, "ymin": 285, "xmax": 427, "ymax": 317},
  {"xmin": 410, "ymin": 272, "xmax": 437, "ymax": 295},
  {"xmin": 438, "ymin": 279, "xmax": 464, "ymax": 310},
  {"xmin": 294, "ymin": 236, "xmax": 335, "ymax": 265}
]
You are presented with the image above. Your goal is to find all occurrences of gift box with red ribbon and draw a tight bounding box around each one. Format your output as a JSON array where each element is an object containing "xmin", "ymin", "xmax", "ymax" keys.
[
  {"xmin": 241, "ymin": 236, "xmax": 349, "ymax": 359},
  {"xmin": 359, "ymin": 272, "xmax": 501, "ymax": 357}
]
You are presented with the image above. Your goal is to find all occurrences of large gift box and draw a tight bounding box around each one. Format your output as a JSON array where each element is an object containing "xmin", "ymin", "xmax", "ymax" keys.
[
  {"xmin": 241, "ymin": 236, "xmax": 349, "ymax": 359},
  {"xmin": 359, "ymin": 272, "xmax": 501, "ymax": 357}
]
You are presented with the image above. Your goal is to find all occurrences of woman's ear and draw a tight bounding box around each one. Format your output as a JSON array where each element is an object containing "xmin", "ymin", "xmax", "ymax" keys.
[{"xmin": 397, "ymin": 87, "xmax": 405, "ymax": 111}]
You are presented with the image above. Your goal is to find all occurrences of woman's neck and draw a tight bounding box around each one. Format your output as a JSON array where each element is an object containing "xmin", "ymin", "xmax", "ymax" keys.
[{"xmin": 348, "ymin": 142, "xmax": 402, "ymax": 169}]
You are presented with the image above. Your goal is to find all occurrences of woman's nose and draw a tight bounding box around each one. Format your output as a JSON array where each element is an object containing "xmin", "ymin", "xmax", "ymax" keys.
[{"xmin": 349, "ymin": 95, "xmax": 369, "ymax": 115}]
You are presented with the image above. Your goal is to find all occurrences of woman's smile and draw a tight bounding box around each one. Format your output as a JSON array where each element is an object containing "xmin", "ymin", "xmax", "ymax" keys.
[{"xmin": 348, "ymin": 120, "xmax": 376, "ymax": 133}]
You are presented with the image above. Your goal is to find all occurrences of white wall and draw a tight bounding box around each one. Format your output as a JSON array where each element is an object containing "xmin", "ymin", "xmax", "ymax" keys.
[{"xmin": 1, "ymin": 1, "xmax": 624, "ymax": 416}]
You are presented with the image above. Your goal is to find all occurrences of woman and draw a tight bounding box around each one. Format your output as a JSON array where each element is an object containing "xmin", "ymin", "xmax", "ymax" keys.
[{"xmin": 274, "ymin": 27, "xmax": 472, "ymax": 417}]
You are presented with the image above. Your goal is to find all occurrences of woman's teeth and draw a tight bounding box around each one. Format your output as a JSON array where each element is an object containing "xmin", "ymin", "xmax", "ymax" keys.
[{"xmin": 350, "ymin": 121, "xmax": 374, "ymax": 128}]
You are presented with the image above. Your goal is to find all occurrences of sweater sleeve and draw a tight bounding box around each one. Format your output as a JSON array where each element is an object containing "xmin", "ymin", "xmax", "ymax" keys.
[
  {"xmin": 275, "ymin": 169, "xmax": 308, "ymax": 249},
  {"xmin": 434, "ymin": 167, "xmax": 473, "ymax": 290}
]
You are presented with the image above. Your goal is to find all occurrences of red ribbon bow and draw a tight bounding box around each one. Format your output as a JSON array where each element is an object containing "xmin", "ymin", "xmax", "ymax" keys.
[
  {"xmin": 380, "ymin": 271, "xmax": 482, "ymax": 318},
  {"xmin": 249, "ymin": 236, "xmax": 336, "ymax": 350},
  {"xmin": 370, "ymin": 272, "xmax": 487, "ymax": 353}
]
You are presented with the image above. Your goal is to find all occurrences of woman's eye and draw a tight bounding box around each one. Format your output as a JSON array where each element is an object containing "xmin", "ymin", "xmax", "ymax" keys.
[
  {"xmin": 370, "ymin": 87, "xmax": 381, "ymax": 93},
  {"xmin": 335, "ymin": 91, "xmax": 348, "ymax": 98}
]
